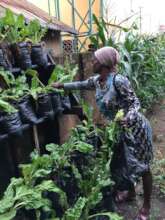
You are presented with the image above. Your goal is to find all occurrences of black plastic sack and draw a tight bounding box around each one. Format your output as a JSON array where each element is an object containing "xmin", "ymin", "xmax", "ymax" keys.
[
  {"xmin": 0, "ymin": 112, "xmax": 23, "ymax": 135},
  {"xmin": 51, "ymin": 92, "xmax": 64, "ymax": 115},
  {"xmin": 53, "ymin": 167, "xmax": 79, "ymax": 205},
  {"xmin": 69, "ymin": 92, "xmax": 80, "ymax": 107},
  {"xmin": 61, "ymin": 95, "xmax": 71, "ymax": 111},
  {"xmin": 86, "ymin": 133, "xmax": 102, "ymax": 149},
  {"xmin": 18, "ymin": 95, "xmax": 38, "ymax": 124},
  {"xmin": 0, "ymin": 116, "xmax": 6, "ymax": 142},
  {"xmin": 11, "ymin": 42, "xmax": 32, "ymax": 70},
  {"xmin": 36, "ymin": 93, "xmax": 54, "ymax": 119},
  {"xmin": 0, "ymin": 48, "xmax": 9, "ymax": 70},
  {"xmin": 31, "ymin": 43, "xmax": 48, "ymax": 67}
]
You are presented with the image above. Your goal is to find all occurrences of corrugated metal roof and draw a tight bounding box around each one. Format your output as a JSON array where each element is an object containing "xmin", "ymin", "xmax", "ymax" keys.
[{"xmin": 0, "ymin": 0, "xmax": 78, "ymax": 34}]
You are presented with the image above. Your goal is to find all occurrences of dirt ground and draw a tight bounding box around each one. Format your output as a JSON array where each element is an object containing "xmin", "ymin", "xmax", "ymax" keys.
[{"xmin": 116, "ymin": 99, "xmax": 165, "ymax": 220}]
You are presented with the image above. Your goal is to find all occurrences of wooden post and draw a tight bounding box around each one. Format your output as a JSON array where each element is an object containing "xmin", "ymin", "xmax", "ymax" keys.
[{"xmin": 33, "ymin": 125, "xmax": 40, "ymax": 154}]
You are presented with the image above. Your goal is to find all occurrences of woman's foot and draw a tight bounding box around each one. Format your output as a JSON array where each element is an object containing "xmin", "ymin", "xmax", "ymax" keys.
[
  {"xmin": 134, "ymin": 207, "xmax": 150, "ymax": 220},
  {"xmin": 115, "ymin": 190, "xmax": 136, "ymax": 203}
]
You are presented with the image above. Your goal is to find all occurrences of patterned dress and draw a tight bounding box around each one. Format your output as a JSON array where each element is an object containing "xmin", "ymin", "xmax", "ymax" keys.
[{"xmin": 64, "ymin": 73, "xmax": 153, "ymax": 189}]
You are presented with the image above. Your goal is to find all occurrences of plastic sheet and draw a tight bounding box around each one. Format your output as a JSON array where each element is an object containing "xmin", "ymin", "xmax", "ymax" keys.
[
  {"xmin": 69, "ymin": 92, "xmax": 80, "ymax": 106},
  {"xmin": 0, "ymin": 112, "xmax": 23, "ymax": 135},
  {"xmin": 18, "ymin": 95, "xmax": 38, "ymax": 124},
  {"xmin": 61, "ymin": 95, "xmax": 71, "ymax": 111},
  {"xmin": 31, "ymin": 44, "xmax": 48, "ymax": 67},
  {"xmin": 36, "ymin": 93, "xmax": 54, "ymax": 119},
  {"xmin": 0, "ymin": 49, "xmax": 8, "ymax": 70},
  {"xmin": 51, "ymin": 92, "xmax": 64, "ymax": 115},
  {"xmin": 11, "ymin": 43, "xmax": 32, "ymax": 70},
  {"xmin": 86, "ymin": 133, "xmax": 102, "ymax": 149}
]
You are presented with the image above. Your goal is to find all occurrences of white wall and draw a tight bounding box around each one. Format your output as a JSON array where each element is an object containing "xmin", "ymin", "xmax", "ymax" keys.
[{"xmin": 104, "ymin": 0, "xmax": 165, "ymax": 33}]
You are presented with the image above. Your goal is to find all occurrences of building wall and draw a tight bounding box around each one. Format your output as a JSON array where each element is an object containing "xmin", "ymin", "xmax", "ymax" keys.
[
  {"xmin": 43, "ymin": 30, "xmax": 62, "ymax": 56},
  {"xmin": 27, "ymin": 0, "xmax": 101, "ymax": 50},
  {"xmin": 27, "ymin": 0, "xmax": 100, "ymax": 30}
]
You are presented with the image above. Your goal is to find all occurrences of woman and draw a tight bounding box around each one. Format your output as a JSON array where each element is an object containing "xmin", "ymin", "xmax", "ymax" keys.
[{"xmin": 53, "ymin": 46, "xmax": 153, "ymax": 220}]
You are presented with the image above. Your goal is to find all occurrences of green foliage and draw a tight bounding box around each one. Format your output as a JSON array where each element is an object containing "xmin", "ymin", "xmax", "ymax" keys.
[
  {"xmin": 152, "ymin": 157, "xmax": 165, "ymax": 195},
  {"xmin": 0, "ymin": 110, "xmax": 123, "ymax": 220},
  {"xmin": 105, "ymin": 110, "xmax": 124, "ymax": 148},
  {"xmin": 0, "ymin": 68, "xmax": 15, "ymax": 87},
  {"xmin": 63, "ymin": 197, "xmax": 87, "ymax": 220},
  {"xmin": 48, "ymin": 60, "xmax": 78, "ymax": 84},
  {"xmin": 90, "ymin": 14, "xmax": 130, "ymax": 49},
  {"xmin": 89, "ymin": 212, "xmax": 123, "ymax": 220},
  {"xmin": 118, "ymin": 33, "xmax": 165, "ymax": 110},
  {"xmin": 90, "ymin": 14, "xmax": 108, "ymax": 47},
  {"xmin": 0, "ymin": 99, "xmax": 17, "ymax": 113},
  {"xmin": 1, "ymin": 74, "xmax": 29, "ymax": 101},
  {"xmin": 0, "ymin": 9, "xmax": 47, "ymax": 44},
  {"xmin": 27, "ymin": 19, "xmax": 47, "ymax": 44},
  {"xmin": 1, "ymin": 9, "xmax": 27, "ymax": 43},
  {"xmin": 24, "ymin": 69, "xmax": 48, "ymax": 100},
  {"xmin": 0, "ymin": 178, "xmax": 65, "ymax": 220},
  {"xmin": 0, "ymin": 69, "xmax": 30, "ymax": 107}
]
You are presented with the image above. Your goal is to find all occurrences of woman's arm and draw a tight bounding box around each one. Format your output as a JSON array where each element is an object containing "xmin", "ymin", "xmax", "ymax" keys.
[
  {"xmin": 63, "ymin": 75, "xmax": 98, "ymax": 90},
  {"xmin": 115, "ymin": 75, "xmax": 140, "ymax": 123}
]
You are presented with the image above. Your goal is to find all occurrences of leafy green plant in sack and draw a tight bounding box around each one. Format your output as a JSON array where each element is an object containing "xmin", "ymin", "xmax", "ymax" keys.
[
  {"xmin": 48, "ymin": 60, "xmax": 79, "ymax": 112},
  {"xmin": 65, "ymin": 112, "xmax": 124, "ymax": 219},
  {"xmin": 0, "ymin": 76, "xmax": 22, "ymax": 134},
  {"xmin": 1, "ymin": 9, "xmax": 32, "ymax": 69},
  {"xmin": 0, "ymin": 137, "xmax": 94, "ymax": 219},
  {"xmin": 0, "ymin": 110, "xmax": 124, "ymax": 219},
  {"xmin": 27, "ymin": 19, "xmax": 48, "ymax": 67},
  {"xmin": 0, "ymin": 177, "xmax": 67, "ymax": 220},
  {"xmin": 25, "ymin": 69, "xmax": 54, "ymax": 120},
  {"xmin": 0, "ymin": 98, "xmax": 23, "ymax": 135},
  {"xmin": 0, "ymin": 69, "xmax": 38, "ymax": 124}
]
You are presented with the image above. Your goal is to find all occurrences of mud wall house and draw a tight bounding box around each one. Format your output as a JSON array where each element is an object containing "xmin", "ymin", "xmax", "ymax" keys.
[{"xmin": 0, "ymin": 0, "xmax": 78, "ymax": 55}]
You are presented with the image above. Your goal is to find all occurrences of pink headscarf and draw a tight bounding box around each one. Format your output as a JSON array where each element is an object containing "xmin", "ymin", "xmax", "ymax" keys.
[{"xmin": 94, "ymin": 46, "xmax": 120, "ymax": 72}]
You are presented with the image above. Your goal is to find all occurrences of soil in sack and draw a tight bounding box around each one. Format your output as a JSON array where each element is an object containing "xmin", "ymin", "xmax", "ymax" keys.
[
  {"xmin": 0, "ymin": 48, "xmax": 9, "ymax": 70},
  {"xmin": 51, "ymin": 92, "xmax": 64, "ymax": 115},
  {"xmin": 31, "ymin": 43, "xmax": 48, "ymax": 67},
  {"xmin": 18, "ymin": 95, "xmax": 38, "ymax": 124},
  {"xmin": 11, "ymin": 42, "xmax": 32, "ymax": 70},
  {"xmin": 36, "ymin": 93, "xmax": 54, "ymax": 120},
  {"xmin": 0, "ymin": 111, "xmax": 23, "ymax": 135}
]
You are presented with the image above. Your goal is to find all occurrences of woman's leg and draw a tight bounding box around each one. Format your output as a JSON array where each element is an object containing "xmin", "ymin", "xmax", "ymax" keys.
[
  {"xmin": 135, "ymin": 169, "xmax": 152, "ymax": 220},
  {"xmin": 142, "ymin": 170, "xmax": 152, "ymax": 210}
]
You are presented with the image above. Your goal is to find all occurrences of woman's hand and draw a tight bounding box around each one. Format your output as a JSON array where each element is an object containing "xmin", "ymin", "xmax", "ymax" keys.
[{"xmin": 51, "ymin": 82, "xmax": 64, "ymax": 89}]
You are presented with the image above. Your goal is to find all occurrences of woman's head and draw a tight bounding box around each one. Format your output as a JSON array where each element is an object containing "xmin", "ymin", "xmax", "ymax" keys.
[{"xmin": 92, "ymin": 46, "xmax": 120, "ymax": 74}]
